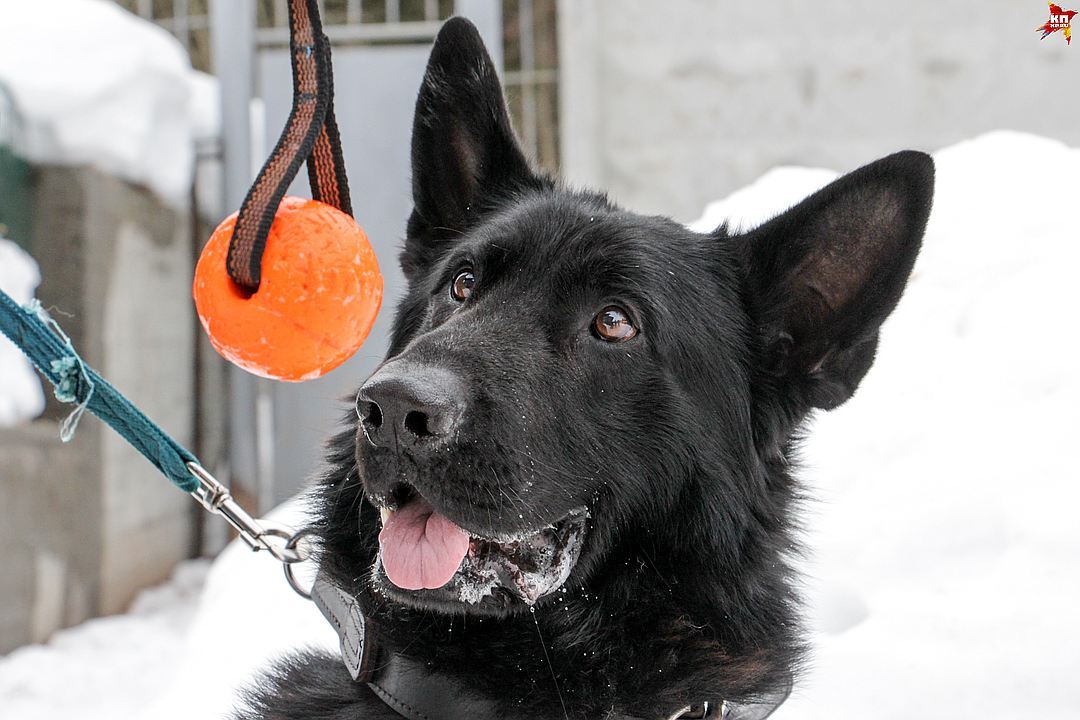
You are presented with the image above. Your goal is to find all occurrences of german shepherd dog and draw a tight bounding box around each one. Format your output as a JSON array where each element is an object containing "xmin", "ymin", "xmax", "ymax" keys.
[{"xmin": 242, "ymin": 17, "xmax": 933, "ymax": 720}]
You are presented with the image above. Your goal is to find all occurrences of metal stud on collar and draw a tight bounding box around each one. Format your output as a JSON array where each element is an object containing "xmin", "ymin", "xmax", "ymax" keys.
[{"xmin": 666, "ymin": 701, "xmax": 716, "ymax": 720}]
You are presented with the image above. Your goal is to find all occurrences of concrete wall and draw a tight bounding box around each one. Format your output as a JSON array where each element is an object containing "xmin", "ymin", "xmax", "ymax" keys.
[
  {"xmin": 0, "ymin": 165, "xmax": 197, "ymax": 652},
  {"xmin": 558, "ymin": 0, "xmax": 1080, "ymax": 223}
]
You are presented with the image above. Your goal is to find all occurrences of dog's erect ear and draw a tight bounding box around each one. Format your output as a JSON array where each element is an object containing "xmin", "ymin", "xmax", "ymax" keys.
[
  {"xmin": 737, "ymin": 151, "xmax": 934, "ymax": 410},
  {"xmin": 404, "ymin": 17, "xmax": 537, "ymax": 278}
]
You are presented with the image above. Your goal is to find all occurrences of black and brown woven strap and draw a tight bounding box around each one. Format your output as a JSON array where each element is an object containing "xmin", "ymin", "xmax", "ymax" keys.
[{"xmin": 226, "ymin": 0, "xmax": 353, "ymax": 293}]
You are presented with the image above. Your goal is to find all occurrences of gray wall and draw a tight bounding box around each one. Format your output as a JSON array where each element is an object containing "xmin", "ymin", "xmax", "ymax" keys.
[
  {"xmin": 0, "ymin": 166, "xmax": 196, "ymax": 651},
  {"xmin": 558, "ymin": 0, "xmax": 1080, "ymax": 222}
]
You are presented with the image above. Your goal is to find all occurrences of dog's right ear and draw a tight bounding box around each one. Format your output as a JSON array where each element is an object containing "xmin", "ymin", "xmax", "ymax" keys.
[{"xmin": 403, "ymin": 17, "xmax": 538, "ymax": 279}]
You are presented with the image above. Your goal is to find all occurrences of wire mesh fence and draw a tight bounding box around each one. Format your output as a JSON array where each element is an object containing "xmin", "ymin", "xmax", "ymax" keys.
[{"xmin": 113, "ymin": 0, "xmax": 559, "ymax": 171}]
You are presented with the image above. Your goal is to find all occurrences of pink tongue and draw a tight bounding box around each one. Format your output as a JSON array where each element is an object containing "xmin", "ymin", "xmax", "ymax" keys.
[{"xmin": 378, "ymin": 497, "xmax": 470, "ymax": 590}]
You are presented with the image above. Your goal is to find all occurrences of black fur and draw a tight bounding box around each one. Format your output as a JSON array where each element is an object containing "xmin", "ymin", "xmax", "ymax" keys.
[{"xmin": 239, "ymin": 17, "xmax": 933, "ymax": 720}]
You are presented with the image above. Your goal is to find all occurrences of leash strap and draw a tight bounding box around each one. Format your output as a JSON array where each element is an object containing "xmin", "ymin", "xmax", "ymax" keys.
[
  {"xmin": 0, "ymin": 287, "xmax": 316, "ymax": 569},
  {"xmin": 226, "ymin": 0, "xmax": 353, "ymax": 292},
  {"xmin": 0, "ymin": 289, "xmax": 199, "ymax": 492}
]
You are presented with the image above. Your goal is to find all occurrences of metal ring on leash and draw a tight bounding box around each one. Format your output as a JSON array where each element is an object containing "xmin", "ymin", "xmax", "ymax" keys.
[
  {"xmin": 257, "ymin": 523, "xmax": 308, "ymax": 564},
  {"xmin": 187, "ymin": 461, "xmax": 315, "ymax": 598},
  {"xmin": 283, "ymin": 529, "xmax": 316, "ymax": 599}
]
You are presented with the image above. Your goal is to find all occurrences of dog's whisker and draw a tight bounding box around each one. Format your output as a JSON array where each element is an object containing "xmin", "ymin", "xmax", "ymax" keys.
[
  {"xmin": 341, "ymin": 473, "xmax": 368, "ymax": 526},
  {"xmin": 329, "ymin": 472, "xmax": 363, "ymax": 511},
  {"xmin": 530, "ymin": 607, "xmax": 569, "ymax": 720},
  {"xmin": 504, "ymin": 445, "xmax": 596, "ymax": 482}
]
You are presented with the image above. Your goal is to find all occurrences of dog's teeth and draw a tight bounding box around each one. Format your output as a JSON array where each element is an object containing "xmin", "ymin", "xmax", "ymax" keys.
[{"xmin": 380, "ymin": 507, "xmax": 392, "ymax": 524}]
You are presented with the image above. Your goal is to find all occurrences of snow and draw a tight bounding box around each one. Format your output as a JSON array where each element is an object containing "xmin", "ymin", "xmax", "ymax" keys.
[
  {"xmin": 0, "ymin": 561, "xmax": 210, "ymax": 720},
  {"xmin": 1, "ymin": 131, "xmax": 1077, "ymax": 718},
  {"xmin": 687, "ymin": 165, "xmax": 840, "ymax": 234},
  {"xmin": 145, "ymin": 501, "xmax": 337, "ymax": 720},
  {"xmin": 0, "ymin": 0, "xmax": 218, "ymax": 206},
  {"xmin": 0, "ymin": 239, "xmax": 45, "ymax": 425},
  {"xmin": 691, "ymin": 131, "xmax": 1080, "ymax": 719},
  {"xmin": 0, "ymin": 502, "xmax": 333, "ymax": 720},
  {"xmin": 773, "ymin": 131, "xmax": 1080, "ymax": 719}
]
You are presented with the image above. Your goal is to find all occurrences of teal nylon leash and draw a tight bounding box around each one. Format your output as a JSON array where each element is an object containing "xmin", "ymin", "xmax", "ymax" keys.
[
  {"xmin": 0, "ymin": 286, "xmax": 313, "ymax": 584},
  {"xmin": 0, "ymin": 287, "xmax": 199, "ymax": 492}
]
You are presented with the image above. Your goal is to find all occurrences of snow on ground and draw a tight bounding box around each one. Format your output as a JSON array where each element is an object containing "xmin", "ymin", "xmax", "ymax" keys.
[
  {"xmin": 775, "ymin": 131, "xmax": 1080, "ymax": 719},
  {"xmin": 146, "ymin": 501, "xmax": 337, "ymax": 720},
  {"xmin": 0, "ymin": 239, "xmax": 44, "ymax": 425},
  {"xmin": 0, "ymin": 500, "xmax": 334, "ymax": 720},
  {"xmin": 1, "ymin": 131, "xmax": 1077, "ymax": 718},
  {"xmin": 0, "ymin": 561, "xmax": 209, "ymax": 720},
  {"xmin": 0, "ymin": 0, "xmax": 216, "ymax": 206}
]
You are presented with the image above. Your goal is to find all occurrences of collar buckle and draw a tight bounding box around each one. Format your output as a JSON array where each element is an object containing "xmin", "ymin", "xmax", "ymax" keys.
[{"xmin": 311, "ymin": 574, "xmax": 380, "ymax": 682}]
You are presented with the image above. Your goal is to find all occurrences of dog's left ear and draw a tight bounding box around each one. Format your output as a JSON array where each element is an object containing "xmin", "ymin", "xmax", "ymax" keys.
[
  {"xmin": 737, "ymin": 151, "xmax": 934, "ymax": 410},
  {"xmin": 403, "ymin": 17, "xmax": 538, "ymax": 279}
]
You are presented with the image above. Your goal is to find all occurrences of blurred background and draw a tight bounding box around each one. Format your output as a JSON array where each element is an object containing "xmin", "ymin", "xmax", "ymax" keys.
[{"xmin": 0, "ymin": 1, "xmax": 1077, "ymax": 718}]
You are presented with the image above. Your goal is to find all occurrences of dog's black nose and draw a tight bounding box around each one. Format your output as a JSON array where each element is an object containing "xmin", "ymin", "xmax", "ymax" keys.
[{"xmin": 356, "ymin": 362, "xmax": 465, "ymax": 451}]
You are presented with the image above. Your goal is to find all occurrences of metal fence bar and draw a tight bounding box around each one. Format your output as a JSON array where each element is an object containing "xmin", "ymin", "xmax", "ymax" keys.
[
  {"xmin": 517, "ymin": 0, "xmax": 538, "ymax": 158},
  {"xmin": 347, "ymin": 0, "xmax": 362, "ymax": 23},
  {"xmin": 175, "ymin": 0, "xmax": 191, "ymax": 48},
  {"xmin": 503, "ymin": 68, "xmax": 557, "ymax": 85},
  {"xmin": 184, "ymin": 14, "xmax": 211, "ymax": 29},
  {"xmin": 256, "ymin": 19, "xmax": 444, "ymax": 44}
]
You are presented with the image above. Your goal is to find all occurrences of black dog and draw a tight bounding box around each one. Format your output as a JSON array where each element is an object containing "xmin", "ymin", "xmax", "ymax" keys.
[{"xmin": 241, "ymin": 17, "xmax": 933, "ymax": 720}]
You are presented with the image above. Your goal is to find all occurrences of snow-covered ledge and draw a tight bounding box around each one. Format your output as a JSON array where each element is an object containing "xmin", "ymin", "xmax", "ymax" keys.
[{"xmin": 0, "ymin": 0, "xmax": 206, "ymax": 207}]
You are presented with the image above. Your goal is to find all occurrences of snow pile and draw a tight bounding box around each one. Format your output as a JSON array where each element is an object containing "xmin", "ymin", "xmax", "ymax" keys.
[
  {"xmin": 691, "ymin": 132, "xmax": 1080, "ymax": 719},
  {"xmin": 145, "ymin": 501, "xmax": 337, "ymax": 720},
  {"xmin": 0, "ymin": 503, "xmax": 332, "ymax": 720},
  {"xmin": 772, "ymin": 131, "xmax": 1080, "ymax": 719},
  {"xmin": 0, "ymin": 0, "xmax": 216, "ymax": 206},
  {"xmin": 1, "ymin": 131, "xmax": 1077, "ymax": 718},
  {"xmin": 0, "ymin": 239, "xmax": 44, "ymax": 425},
  {"xmin": 0, "ymin": 561, "xmax": 209, "ymax": 720},
  {"xmin": 688, "ymin": 166, "xmax": 840, "ymax": 234}
]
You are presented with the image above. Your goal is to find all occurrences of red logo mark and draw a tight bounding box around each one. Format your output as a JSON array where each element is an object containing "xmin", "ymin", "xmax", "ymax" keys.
[{"xmin": 1037, "ymin": 2, "xmax": 1077, "ymax": 44}]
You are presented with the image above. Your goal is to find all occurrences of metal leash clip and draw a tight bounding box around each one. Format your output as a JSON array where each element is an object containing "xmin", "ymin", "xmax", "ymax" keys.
[{"xmin": 186, "ymin": 461, "xmax": 315, "ymax": 599}]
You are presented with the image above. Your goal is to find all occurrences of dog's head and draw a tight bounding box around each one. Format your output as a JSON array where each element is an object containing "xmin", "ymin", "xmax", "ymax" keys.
[{"xmin": 320, "ymin": 18, "xmax": 932, "ymax": 621}]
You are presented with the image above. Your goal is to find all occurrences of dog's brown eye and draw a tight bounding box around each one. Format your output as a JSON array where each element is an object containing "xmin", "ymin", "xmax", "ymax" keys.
[
  {"xmin": 450, "ymin": 269, "xmax": 475, "ymax": 301},
  {"xmin": 593, "ymin": 306, "xmax": 637, "ymax": 342}
]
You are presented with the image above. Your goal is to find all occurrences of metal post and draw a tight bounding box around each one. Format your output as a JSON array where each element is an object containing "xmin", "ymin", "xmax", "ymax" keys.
[
  {"xmin": 209, "ymin": 0, "xmax": 265, "ymax": 528},
  {"xmin": 211, "ymin": 0, "xmax": 255, "ymax": 212}
]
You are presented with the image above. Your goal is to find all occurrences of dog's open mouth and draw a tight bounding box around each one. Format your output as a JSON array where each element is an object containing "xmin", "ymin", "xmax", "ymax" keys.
[{"xmin": 375, "ymin": 484, "xmax": 587, "ymax": 606}]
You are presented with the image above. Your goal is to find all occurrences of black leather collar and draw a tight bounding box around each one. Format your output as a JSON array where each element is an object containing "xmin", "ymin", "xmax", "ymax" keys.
[{"xmin": 311, "ymin": 572, "xmax": 788, "ymax": 720}]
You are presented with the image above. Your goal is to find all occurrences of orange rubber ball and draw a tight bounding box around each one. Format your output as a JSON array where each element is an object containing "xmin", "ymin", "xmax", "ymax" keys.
[{"xmin": 193, "ymin": 196, "xmax": 383, "ymax": 382}]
